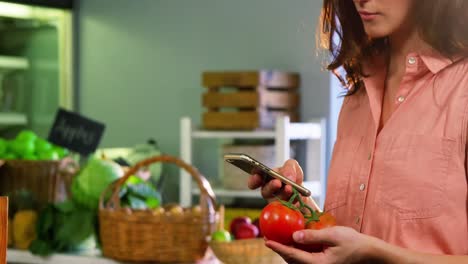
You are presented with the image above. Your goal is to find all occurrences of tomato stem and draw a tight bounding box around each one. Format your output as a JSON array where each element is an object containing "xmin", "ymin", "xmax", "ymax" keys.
[
  {"xmin": 291, "ymin": 188, "xmax": 320, "ymax": 222},
  {"xmin": 274, "ymin": 188, "xmax": 302, "ymax": 211}
]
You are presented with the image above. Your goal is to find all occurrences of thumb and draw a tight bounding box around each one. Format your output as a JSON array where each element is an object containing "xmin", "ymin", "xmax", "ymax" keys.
[{"xmin": 293, "ymin": 228, "xmax": 338, "ymax": 246}]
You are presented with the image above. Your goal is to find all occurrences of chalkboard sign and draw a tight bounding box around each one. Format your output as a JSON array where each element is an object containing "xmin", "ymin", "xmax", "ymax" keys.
[{"xmin": 48, "ymin": 108, "xmax": 105, "ymax": 156}]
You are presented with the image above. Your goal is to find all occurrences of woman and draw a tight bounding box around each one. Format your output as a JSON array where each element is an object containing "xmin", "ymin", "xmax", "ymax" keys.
[{"xmin": 248, "ymin": 0, "xmax": 468, "ymax": 263}]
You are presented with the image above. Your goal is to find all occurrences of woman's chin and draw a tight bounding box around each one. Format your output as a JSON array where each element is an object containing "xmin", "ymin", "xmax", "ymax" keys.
[{"xmin": 364, "ymin": 27, "xmax": 390, "ymax": 39}]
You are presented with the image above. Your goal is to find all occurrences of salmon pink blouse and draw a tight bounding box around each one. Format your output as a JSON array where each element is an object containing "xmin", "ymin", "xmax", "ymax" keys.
[{"xmin": 325, "ymin": 49, "xmax": 468, "ymax": 254}]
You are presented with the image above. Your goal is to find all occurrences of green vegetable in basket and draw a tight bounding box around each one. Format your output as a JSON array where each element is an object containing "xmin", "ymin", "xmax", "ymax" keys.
[
  {"xmin": 0, "ymin": 129, "xmax": 71, "ymax": 160},
  {"xmin": 53, "ymin": 146, "xmax": 69, "ymax": 159},
  {"xmin": 34, "ymin": 138, "xmax": 52, "ymax": 153},
  {"xmin": 38, "ymin": 149, "xmax": 60, "ymax": 161},
  {"xmin": 71, "ymin": 157, "xmax": 124, "ymax": 209},
  {"xmin": 10, "ymin": 139, "xmax": 35, "ymax": 157},
  {"xmin": 16, "ymin": 130, "xmax": 38, "ymax": 142},
  {"xmin": 3, "ymin": 153, "xmax": 17, "ymax": 160},
  {"xmin": 120, "ymin": 175, "xmax": 161, "ymax": 209},
  {"xmin": 22, "ymin": 154, "xmax": 38, "ymax": 160}
]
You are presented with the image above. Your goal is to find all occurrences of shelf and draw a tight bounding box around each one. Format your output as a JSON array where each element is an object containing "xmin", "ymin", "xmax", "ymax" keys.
[
  {"xmin": 7, "ymin": 249, "xmax": 121, "ymax": 264},
  {"xmin": 192, "ymin": 122, "xmax": 321, "ymax": 140},
  {"xmin": 0, "ymin": 112, "xmax": 27, "ymax": 125},
  {"xmin": 0, "ymin": 56, "xmax": 28, "ymax": 73},
  {"xmin": 192, "ymin": 181, "xmax": 322, "ymax": 199},
  {"xmin": 180, "ymin": 116, "xmax": 327, "ymax": 208}
]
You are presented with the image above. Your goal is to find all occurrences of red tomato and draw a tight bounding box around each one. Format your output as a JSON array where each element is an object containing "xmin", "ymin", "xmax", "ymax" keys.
[
  {"xmin": 259, "ymin": 201, "xmax": 305, "ymax": 245},
  {"xmin": 295, "ymin": 212, "xmax": 336, "ymax": 252}
]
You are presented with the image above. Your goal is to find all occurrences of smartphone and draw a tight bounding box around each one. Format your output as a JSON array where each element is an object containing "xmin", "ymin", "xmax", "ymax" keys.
[{"xmin": 224, "ymin": 153, "xmax": 311, "ymax": 197}]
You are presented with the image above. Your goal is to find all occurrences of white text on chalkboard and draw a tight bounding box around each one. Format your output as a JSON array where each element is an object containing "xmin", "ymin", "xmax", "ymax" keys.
[{"xmin": 55, "ymin": 118, "xmax": 96, "ymax": 146}]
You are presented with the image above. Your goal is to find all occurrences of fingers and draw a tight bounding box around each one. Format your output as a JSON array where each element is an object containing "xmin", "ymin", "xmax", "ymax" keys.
[
  {"xmin": 265, "ymin": 239, "xmax": 324, "ymax": 264},
  {"xmin": 293, "ymin": 228, "xmax": 339, "ymax": 246},
  {"xmin": 248, "ymin": 159, "xmax": 304, "ymax": 200},
  {"xmin": 278, "ymin": 159, "xmax": 304, "ymax": 185},
  {"xmin": 261, "ymin": 179, "xmax": 283, "ymax": 200},
  {"xmin": 247, "ymin": 173, "xmax": 264, "ymax": 189},
  {"xmin": 248, "ymin": 174, "xmax": 288, "ymax": 200}
]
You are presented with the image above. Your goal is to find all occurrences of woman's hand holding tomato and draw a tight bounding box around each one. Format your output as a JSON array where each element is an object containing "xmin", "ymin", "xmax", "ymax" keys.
[
  {"xmin": 295, "ymin": 212, "xmax": 337, "ymax": 252},
  {"xmin": 259, "ymin": 187, "xmax": 337, "ymax": 251},
  {"xmin": 266, "ymin": 226, "xmax": 378, "ymax": 264},
  {"xmin": 259, "ymin": 193, "xmax": 381, "ymax": 264}
]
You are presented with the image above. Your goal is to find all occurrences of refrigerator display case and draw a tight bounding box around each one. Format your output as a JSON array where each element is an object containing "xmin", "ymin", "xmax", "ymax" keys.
[{"xmin": 0, "ymin": 0, "xmax": 73, "ymax": 138}]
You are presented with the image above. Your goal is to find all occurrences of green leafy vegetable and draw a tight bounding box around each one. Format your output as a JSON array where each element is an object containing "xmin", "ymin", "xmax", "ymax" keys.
[
  {"xmin": 29, "ymin": 200, "xmax": 97, "ymax": 256},
  {"xmin": 120, "ymin": 175, "xmax": 161, "ymax": 209}
]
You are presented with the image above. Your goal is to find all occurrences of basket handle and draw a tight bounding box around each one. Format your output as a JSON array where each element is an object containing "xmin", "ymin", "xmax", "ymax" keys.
[
  {"xmin": 57, "ymin": 157, "xmax": 79, "ymax": 175},
  {"xmin": 100, "ymin": 155, "xmax": 217, "ymax": 212}
]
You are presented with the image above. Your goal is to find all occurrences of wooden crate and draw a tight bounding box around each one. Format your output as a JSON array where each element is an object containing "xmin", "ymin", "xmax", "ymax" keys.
[
  {"xmin": 202, "ymin": 71, "xmax": 300, "ymax": 130},
  {"xmin": 202, "ymin": 70, "xmax": 300, "ymax": 88}
]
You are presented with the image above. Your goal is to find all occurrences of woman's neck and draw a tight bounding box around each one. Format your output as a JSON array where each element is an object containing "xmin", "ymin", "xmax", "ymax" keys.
[
  {"xmin": 387, "ymin": 26, "xmax": 425, "ymax": 76},
  {"xmin": 389, "ymin": 24, "xmax": 424, "ymax": 57}
]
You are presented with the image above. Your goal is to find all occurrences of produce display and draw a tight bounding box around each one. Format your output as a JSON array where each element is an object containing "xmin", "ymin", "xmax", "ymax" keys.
[
  {"xmin": 28, "ymin": 156, "xmax": 163, "ymax": 256},
  {"xmin": 0, "ymin": 130, "xmax": 69, "ymax": 160},
  {"xmin": 211, "ymin": 188, "xmax": 336, "ymax": 253}
]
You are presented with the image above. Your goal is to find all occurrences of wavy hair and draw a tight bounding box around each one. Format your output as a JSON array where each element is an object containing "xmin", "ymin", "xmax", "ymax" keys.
[{"xmin": 320, "ymin": 0, "xmax": 468, "ymax": 94}]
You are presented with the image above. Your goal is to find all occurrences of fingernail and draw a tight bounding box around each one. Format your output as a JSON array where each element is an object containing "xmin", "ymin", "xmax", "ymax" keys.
[{"xmin": 293, "ymin": 231, "xmax": 304, "ymax": 242}]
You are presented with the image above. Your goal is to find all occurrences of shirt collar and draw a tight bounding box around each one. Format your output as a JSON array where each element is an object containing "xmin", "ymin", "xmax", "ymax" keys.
[{"xmin": 419, "ymin": 48, "xmax": 461, "ymax": 74}]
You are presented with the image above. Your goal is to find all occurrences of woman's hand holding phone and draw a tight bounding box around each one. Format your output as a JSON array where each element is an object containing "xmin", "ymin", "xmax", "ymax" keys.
[
  {"xmin": 247, "ymin": 159, "xmax": 303, "ymax": 200},
  {"xmin": 247, "ymin": 159, "xmax": 321, "ymax": 211}
]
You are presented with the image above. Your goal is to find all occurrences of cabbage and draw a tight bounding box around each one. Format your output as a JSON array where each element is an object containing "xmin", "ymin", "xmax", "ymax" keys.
[
  {"xmin": 71, "ymin": 179, "xmax": 97, "ymax": 209},
  {"xmin": 71, "ymin": 158, "xmax": 123, "ymax": 209}
]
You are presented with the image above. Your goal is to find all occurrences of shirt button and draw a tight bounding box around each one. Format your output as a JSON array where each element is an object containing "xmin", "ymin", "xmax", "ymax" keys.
[
  {"xmin": 359, "ymin": 183, "xmax": 366, "ymax": 191},
  {"xmin": 397, "ymin": 96, "xmax": 405, "ymax": 103},
  {"xmin": 367, "ymin": 153, "xmax": 371, "ymax": 160},
  {"xmin": 355, "ymin": 216, "xmax": 361, "ymax": 224},
  {"xmin": 408, "ymin": 57, "xmax": 416, "ymax": 65}
]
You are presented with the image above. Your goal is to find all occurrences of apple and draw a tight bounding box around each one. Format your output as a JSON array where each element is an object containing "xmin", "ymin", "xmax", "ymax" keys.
[
  {"xmin": 211, "ymin": 230, "xmax": 232, "ymax": 242},
  {"xmin": 234, "ymin": 222, "xmax": 259, "ymax": 239},
  {"xmin": 229, "ymin": 216, "xmax": 251, "ymax": 234},
  {"xmin": 252, "ymin": 218, "xmax": 262, "ymax": 237}
]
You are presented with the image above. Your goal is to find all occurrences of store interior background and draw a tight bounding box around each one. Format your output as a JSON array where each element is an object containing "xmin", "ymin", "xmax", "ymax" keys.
[{"xmin": 74, "ymin": 0, "xmax": 344, "ymax": 202}]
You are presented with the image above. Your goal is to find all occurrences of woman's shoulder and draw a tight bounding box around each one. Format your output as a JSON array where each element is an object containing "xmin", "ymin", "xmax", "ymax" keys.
[
  {"xmin": 445, "ymin": 55, "xmax": 468, "ymax": 74},
  {"xmin": 434, "ymin": 55, "xmax": 468, "ymax": 90}
]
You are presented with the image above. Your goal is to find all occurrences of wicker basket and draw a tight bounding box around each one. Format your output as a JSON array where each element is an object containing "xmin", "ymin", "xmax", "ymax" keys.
[
  {"xmin": 0, "ymin": 158, "xmax": 78, "ymax": 208},
  {"xmin": 210, "ymin": 238, "xmax": 286, "ymax": 264},
  {"xmin": 99, "ymin": 155, "xmax": 218, "ymax": 263}
]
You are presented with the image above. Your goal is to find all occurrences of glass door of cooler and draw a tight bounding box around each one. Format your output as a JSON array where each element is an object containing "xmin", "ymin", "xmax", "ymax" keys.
[{"xmin": 0, "ymin": 1, "xmax": 73, "ymax": 138}]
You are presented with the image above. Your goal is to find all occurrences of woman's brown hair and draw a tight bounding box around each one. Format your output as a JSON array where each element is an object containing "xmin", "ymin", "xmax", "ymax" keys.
[{"xmin": 320, "ymin": 0, "xmax": 468, "ymax": 94}]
